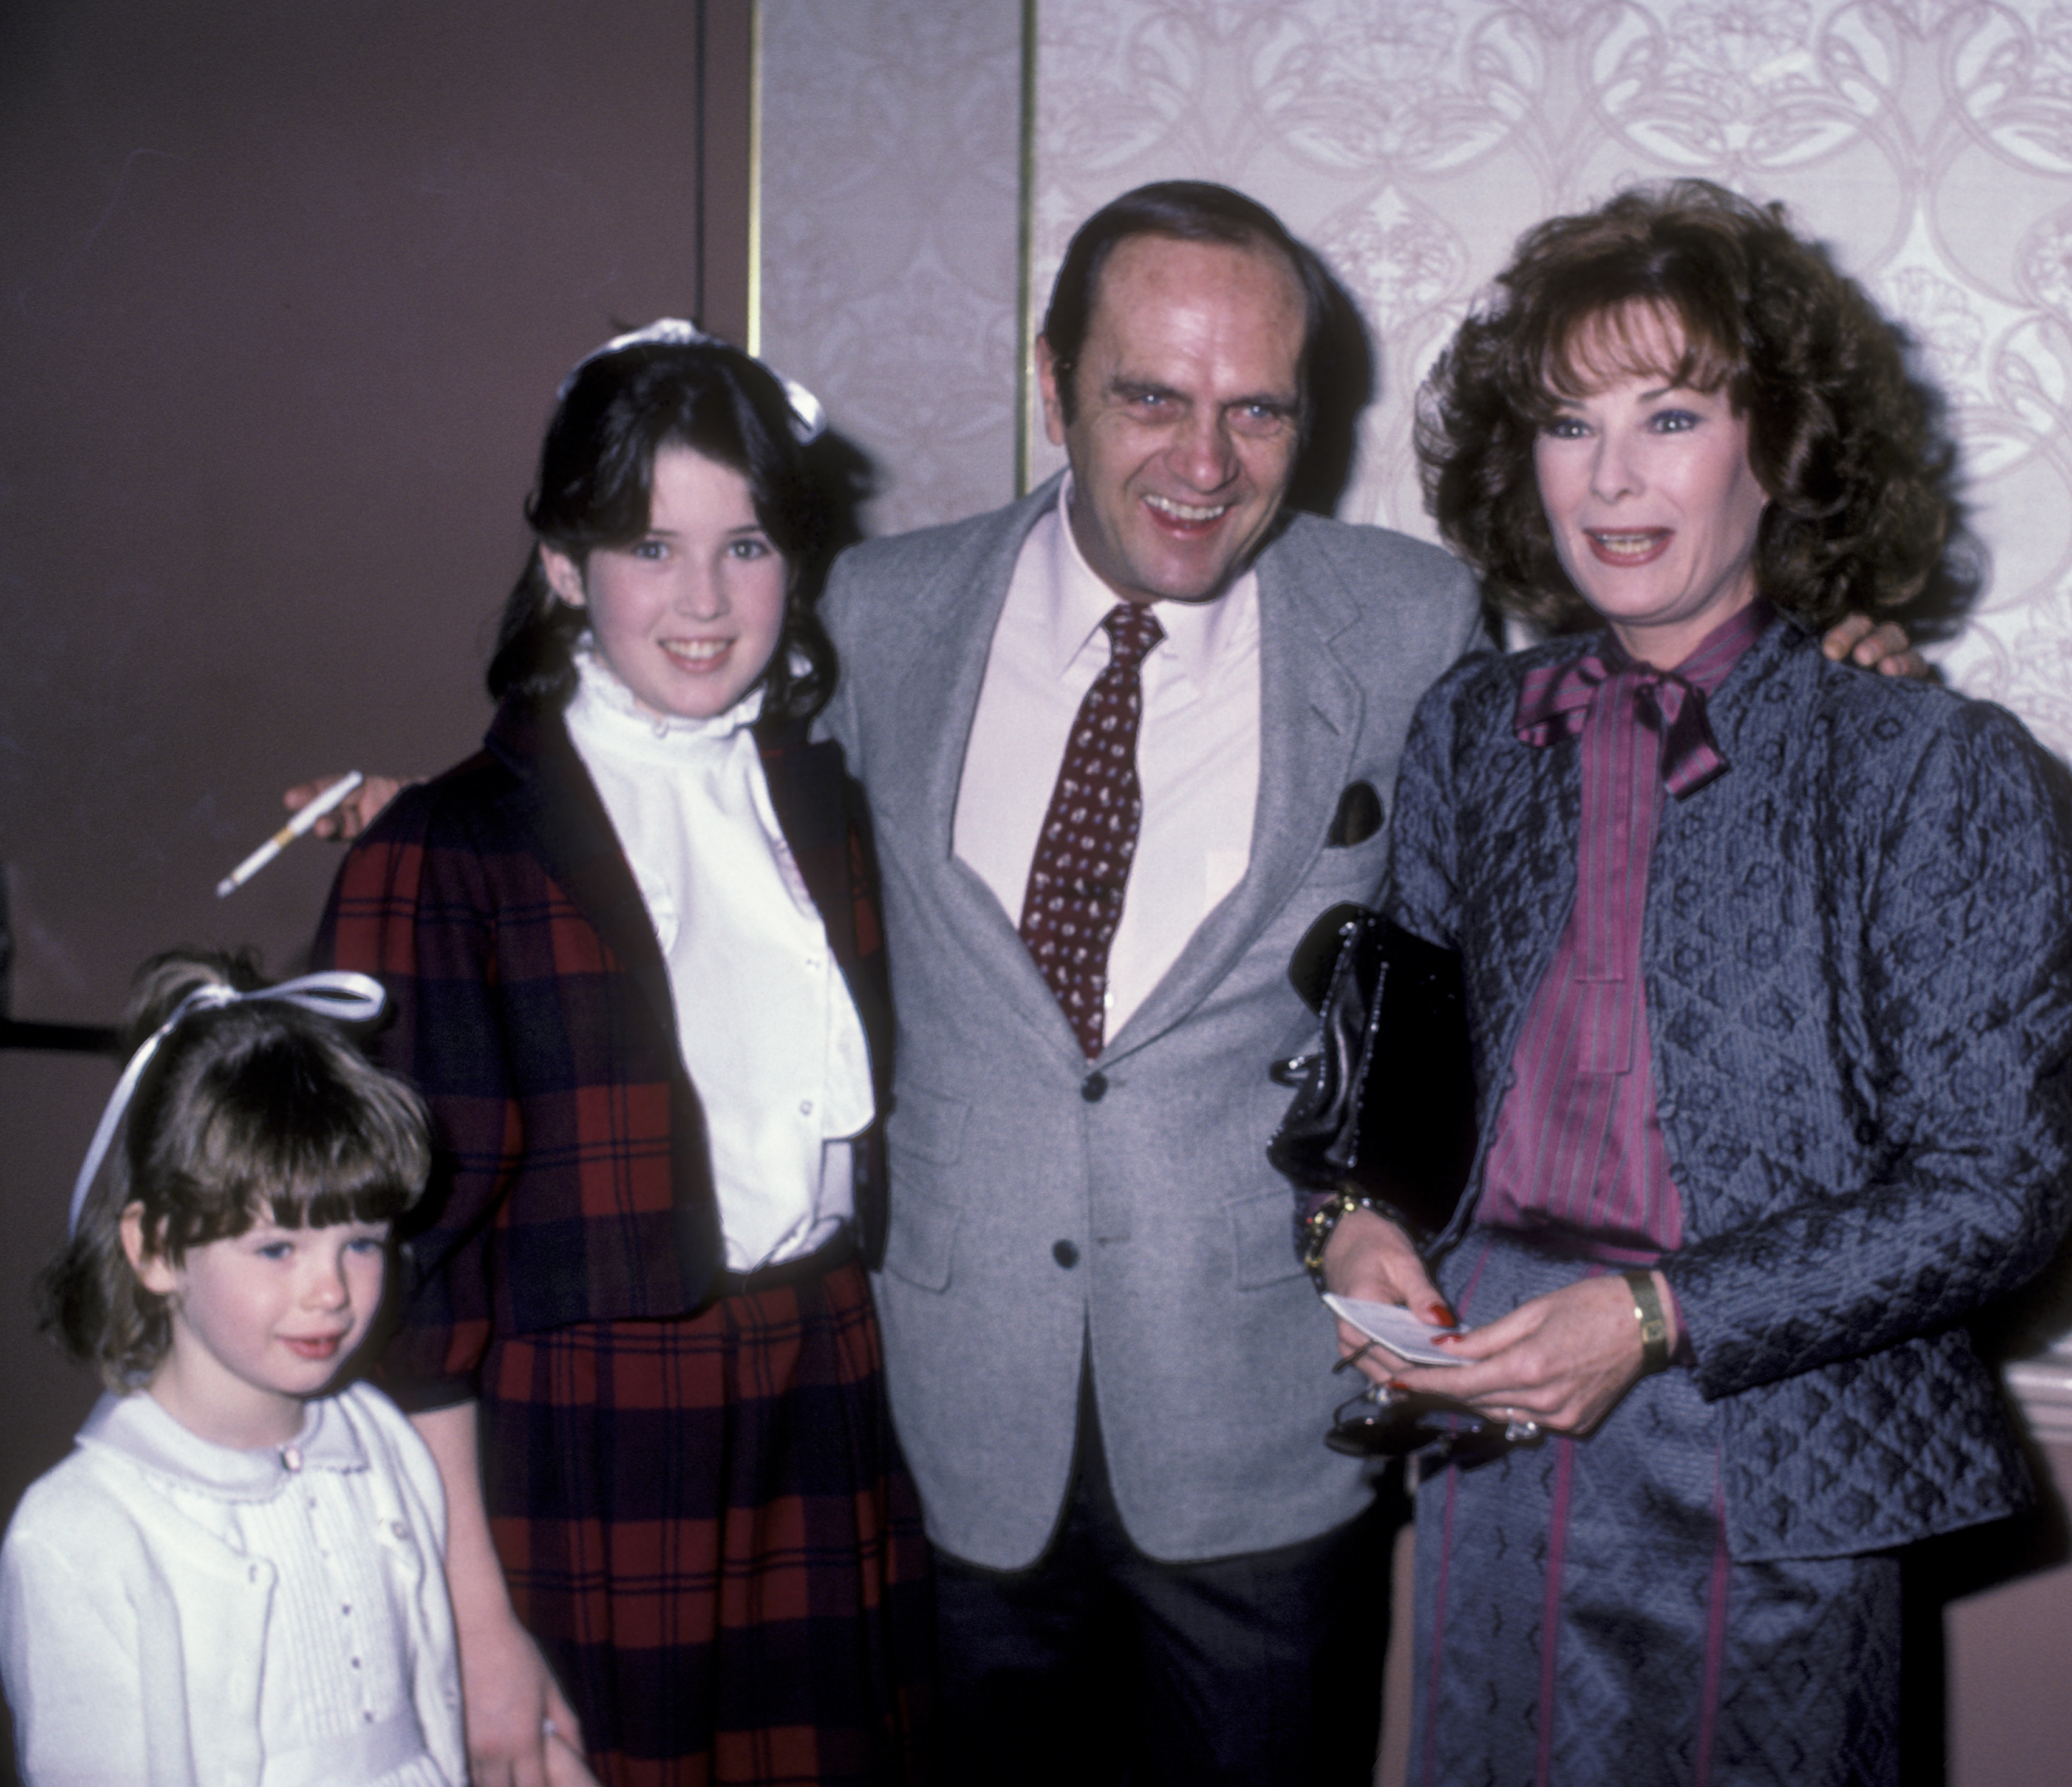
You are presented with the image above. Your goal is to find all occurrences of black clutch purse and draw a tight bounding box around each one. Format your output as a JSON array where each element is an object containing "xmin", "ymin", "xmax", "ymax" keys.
[{"xmin": 1266, "ymin": 904, "xmax": 1478, "ymax": 1240}]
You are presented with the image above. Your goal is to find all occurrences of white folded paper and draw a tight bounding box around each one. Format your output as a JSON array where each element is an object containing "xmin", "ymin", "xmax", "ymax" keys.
[{"xmin": 1323, "ymin": 1294, "xmax": 1466, "ymax": 1366}]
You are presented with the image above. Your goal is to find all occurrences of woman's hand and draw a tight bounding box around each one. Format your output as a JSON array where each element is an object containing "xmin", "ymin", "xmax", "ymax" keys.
[
  {"xmin": 1321, "ymin": 1205, "xmax": 1456, "ymax": 1386},
  {"xmin": 1391, "ymin": 1270, "xmax": 1678, "ymax": 1435}
]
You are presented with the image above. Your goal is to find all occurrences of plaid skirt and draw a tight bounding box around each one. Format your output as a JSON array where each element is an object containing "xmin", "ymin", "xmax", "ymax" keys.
[
  {"xmin": 1411, "ymin": 1231, "xmax": 1901, "ymax": 1787},
  {"xmin": 478, "ymin": 1248, "xmax": 936, "ymax": 1786}
]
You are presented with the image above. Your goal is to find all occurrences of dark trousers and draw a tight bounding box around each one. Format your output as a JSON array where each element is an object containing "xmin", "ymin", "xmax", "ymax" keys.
[{"xmin": 932, "ymin": 1382, "xmax": 1401, "ymax": 1786}]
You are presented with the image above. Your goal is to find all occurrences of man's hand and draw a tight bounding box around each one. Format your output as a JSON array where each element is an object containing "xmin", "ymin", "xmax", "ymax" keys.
[
  {"xmin": 1321, "ymin": 1206, "xmax": 1453, "ymax": 1386},
  {"xmin": 1820, "ymin": 613, "xmax": 1930, "ymax": 680},
  {"xmin": 284, "ymin": 774, "xmax": 410, "ymax": 840},
  {"xmin": 1390, "ymin": 1270, "xmax": 1678, "ymax": 1435}
]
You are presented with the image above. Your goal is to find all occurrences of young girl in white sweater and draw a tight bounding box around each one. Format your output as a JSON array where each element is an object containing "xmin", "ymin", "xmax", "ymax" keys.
[{"xmin": 0, "ymin": 951, "xmax": 505, "ymax": 1787}]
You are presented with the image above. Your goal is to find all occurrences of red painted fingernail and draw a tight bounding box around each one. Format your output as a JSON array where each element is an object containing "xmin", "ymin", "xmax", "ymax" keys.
[{"xmin": 1431, "ymin": 1302, "xmax": 1458, "ymax": 1326}]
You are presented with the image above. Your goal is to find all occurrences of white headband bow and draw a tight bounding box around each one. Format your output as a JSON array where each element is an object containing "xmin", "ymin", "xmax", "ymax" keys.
[
  {"xmin": 68, "ymin": 971, "xmax": 389, "ymax": 1239},
  {"xmin": 557, "ymin": 318, "xmax": 827, "ymax": 443}
]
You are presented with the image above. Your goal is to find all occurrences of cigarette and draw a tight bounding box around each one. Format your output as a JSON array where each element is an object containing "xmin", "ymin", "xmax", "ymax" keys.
[{"xmin": 215, "ymin": 771, "xmax": 365, "ymax": 897}]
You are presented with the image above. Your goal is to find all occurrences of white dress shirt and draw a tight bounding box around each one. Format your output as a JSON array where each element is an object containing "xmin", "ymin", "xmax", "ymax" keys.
[
  {"xmin": 565, "ymin": 647, "xmax": 874, "ymax": 1271},
  {"xmin": 952, "ymin": 478, "xmax": 1261, "ymax": 1038}
]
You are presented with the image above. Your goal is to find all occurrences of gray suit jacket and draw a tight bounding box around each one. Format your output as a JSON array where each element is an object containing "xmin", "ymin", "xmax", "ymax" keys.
[{"xmin": 820, "ymin": 476, "xmax": 1482, "ymax": 1567}]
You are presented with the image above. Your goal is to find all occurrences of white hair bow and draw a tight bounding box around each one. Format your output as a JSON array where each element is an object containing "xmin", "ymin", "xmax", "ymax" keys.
[
  {"xmin": 558, "ymin": 318, "xmax": 827, "ymax": 443},
  {"xmin": 68, "ymin": 971, "xmax": 389, "ymax": 1239}
]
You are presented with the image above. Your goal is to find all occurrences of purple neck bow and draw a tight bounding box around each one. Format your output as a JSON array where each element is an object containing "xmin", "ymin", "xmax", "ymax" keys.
[{"xmin": 1513, "ymin": 652, "xmax": 1729, "ymax": 798}]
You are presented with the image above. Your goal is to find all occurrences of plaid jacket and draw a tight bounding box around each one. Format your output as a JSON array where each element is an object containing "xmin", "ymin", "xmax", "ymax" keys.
[{"xmin": 314, "ymin": 696, "xmax": 892, "ymax": 1411}]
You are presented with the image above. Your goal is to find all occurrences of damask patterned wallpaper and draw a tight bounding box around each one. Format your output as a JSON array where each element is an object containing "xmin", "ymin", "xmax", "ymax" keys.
[
  {"xmin": 758, "ymin": 2, "xmax": 2072, "ymax": 756},
  {"xmin": 758, "ymin": 0, "xmax": 1024, "ymax": 539},
  {"xmin": 1028, "ymin": 0, "xmax": 2072, "ymax": 756}
]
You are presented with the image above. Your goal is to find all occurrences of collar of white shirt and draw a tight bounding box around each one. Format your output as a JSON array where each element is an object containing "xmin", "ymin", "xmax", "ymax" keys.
[
  {"xmin": 952, "ymin": 474, "xmax": 1263, "ymax": 1044},
  {"xmin": 1043, "ymin": 473, "xmax": 1256, "ymax": 689},
  {"xmin": 78, "ymin": 1389, "xmax": 365, "ymax": 1500}
]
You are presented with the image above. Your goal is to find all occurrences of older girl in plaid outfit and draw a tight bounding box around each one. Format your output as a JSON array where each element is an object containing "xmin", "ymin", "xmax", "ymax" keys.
[{"xmin": 317, "ymin": 327, "xmax": 932, "ymax": 1787}]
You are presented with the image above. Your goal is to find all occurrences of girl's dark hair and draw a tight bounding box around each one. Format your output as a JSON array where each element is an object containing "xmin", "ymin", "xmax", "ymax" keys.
[
  {"xmin": 39, "ymin": 950, "xmax": 432, "ymax": 1391},
  {"xmin": 488, "ymin": 336, "xmax": 850, "ymax": 720},
  {"xmin": 1417, "ymin": 180, "xmax": 1966, "ymax": 636}
]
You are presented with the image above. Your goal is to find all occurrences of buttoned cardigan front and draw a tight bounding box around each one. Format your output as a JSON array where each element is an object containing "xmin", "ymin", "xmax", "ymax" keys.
[{"xmin": 0, "ymin": 1384, "xmax": 463, "ymax": 1787}]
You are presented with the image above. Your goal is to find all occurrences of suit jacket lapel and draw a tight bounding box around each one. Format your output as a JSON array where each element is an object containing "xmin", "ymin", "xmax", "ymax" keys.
[
  {"xmin": 886, "ymin": 490, "xmax": 1368, "ymax": 1064},
  {"xmin": 894, "ymin": 477, "xmax": 1093, "ymax": 1051},
  {"xmin": 1108, "ymin": 518, "xmax": 1365, "ymax": 1055},
  {"xmin": 899, "ymin": 477, "xmax": 1062, "ymax": 870}
]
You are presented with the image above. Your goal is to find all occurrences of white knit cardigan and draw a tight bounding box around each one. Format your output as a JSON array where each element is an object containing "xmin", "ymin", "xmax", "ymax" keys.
[{"xmin": 0, "ymin": 1382, "xmax": 463, "ymax": 1787}]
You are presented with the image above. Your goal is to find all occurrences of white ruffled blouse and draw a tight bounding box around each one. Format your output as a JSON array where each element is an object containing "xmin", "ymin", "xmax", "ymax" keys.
[{"xmin": 563, "ymin": 646, "xmax": 875, "ymax": 1272}]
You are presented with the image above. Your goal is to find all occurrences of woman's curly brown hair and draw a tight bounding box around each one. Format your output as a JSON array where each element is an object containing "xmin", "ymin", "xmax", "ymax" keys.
[{"xmin": 1417, "ymin": 180, "xmax": 1964, "ymax": 635}]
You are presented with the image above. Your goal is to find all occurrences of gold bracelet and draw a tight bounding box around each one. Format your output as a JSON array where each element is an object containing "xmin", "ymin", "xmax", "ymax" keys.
[
  {"xmin": 1623, "ymin": 1269, "xmax": 1670, "ymax": 1375},
  {"xmin": 1301, "ymin": 1187, "xmax": 1372, "ymax": 1290}
]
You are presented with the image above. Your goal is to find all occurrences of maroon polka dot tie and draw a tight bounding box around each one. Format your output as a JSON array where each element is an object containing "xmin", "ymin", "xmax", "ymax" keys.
[{"xmin": 1019, "ymin": 602, "xmax": 1166, "ymax": 1057}]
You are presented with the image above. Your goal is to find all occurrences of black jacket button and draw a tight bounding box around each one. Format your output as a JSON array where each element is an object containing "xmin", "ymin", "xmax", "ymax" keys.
[
  {"xmin": 1082, "ymin": 1073, "xmax": 1108, "ymax": 1102},
  {"xmin": 1053, "ymin": 1240, "xmax": 1080, "ymax": 1268}
]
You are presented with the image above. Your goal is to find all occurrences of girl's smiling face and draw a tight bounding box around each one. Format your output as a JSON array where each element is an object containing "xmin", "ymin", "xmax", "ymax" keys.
[
  {"xmin": 124, "ymin": 1210, "xmax": 390, "ymax": 1449},
  {"xmin": 542, "ymin": 444, "xmax": 789, "ymax": 721},
  {"xmin": 1531, "ymin": 305, "xmax": 1770, "ymax": 668}
]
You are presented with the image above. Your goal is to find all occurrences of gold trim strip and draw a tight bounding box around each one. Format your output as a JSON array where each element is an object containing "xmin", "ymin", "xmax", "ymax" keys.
[
  {"xmin": 1015, "ymin": 0, "xmax": 1038, "ymax": 495},
  {"xmin": 746, "ymin": 0, "xmax": 765, "ymax": 357}
]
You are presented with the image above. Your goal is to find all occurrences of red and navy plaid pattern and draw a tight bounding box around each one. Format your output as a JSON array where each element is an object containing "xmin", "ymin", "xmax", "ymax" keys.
[
  {"xmin": 484, "ymin": 1254, "xmax": 934, "ymax": 1786},
  {"xmin": 313, "ymin": 697, "xmax": 926, "ymax": 1781},
  {"xmin": 314, "ymin": 698, "xmax": 894, "ymax": 1403}
]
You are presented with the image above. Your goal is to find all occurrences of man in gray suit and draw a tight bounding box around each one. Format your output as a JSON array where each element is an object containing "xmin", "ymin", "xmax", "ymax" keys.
[
  {"xmin": 818, "ymin": 182, "xmax": 1481, "ymax": 1785},
  {"xmin": 286, "ymin": 179, "xmax": 1922, "ymax": 1783}
]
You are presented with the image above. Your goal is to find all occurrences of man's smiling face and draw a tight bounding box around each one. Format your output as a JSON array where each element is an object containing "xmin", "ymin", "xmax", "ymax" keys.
[{"xmin": 1039, "ymin": 232, "xmax": 1307, "ymax": 608}]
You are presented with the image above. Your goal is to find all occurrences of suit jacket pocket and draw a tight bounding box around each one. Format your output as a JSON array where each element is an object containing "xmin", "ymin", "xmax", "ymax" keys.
[
  {"xmin": 881, "ymin": 1086, "xmax": 968, "ymax": 1292},
  {"xmin": 885, "ymin": 1084, "xmax": 968, "ymax": 1166},
  {"xmin": 1305, "ymin": 830, "xmax": 1391, "ymax": 901},
  {"xmin": 881, "ymin": 1180, "xmax": 961, "ymax": 1292},
  {"xmin": 1228, "ymin": 1185, "xmax": 1310, "ymax": 1290}
]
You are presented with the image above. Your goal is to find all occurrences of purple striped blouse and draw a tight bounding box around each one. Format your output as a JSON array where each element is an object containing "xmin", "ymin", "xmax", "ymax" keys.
[{"xmin": 1475, "ymin": 600, "xmax": 1770, "ymax": 1258}]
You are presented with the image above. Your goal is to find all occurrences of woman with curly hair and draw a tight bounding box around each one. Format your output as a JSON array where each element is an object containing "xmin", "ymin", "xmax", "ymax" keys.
[{"xmin": 1316, "ymin": 181, "xmax": 2072, "ymax": 1783}]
